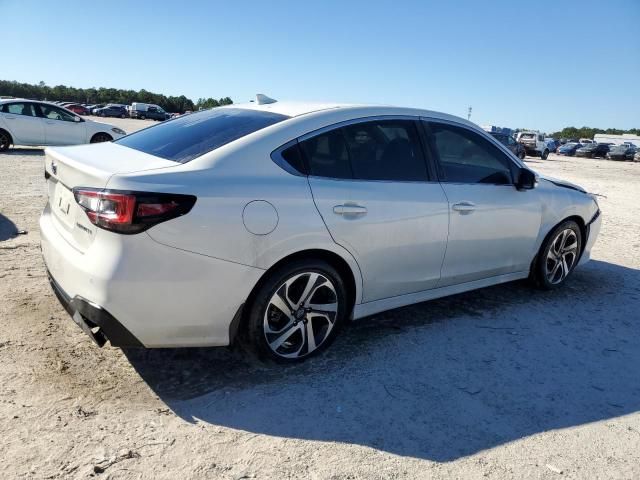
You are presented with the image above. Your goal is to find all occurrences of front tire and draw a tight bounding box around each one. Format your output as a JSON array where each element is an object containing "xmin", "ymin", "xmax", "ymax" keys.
[
  {"xmin": 518, "ymin": 150, "xmax": 526, "ymax": 160},
  {"xmin": 541, "ymin": 149, "xmax": 549, "ymax": 160},
  {"xmin": 246, "ymin": 259, "xmax": 347, "ymax": 363},
  {"xmin": 0, "ymin": 129, "xmax": 12, "ymax": 151},
  {"xmin": 532, "ymin": 220, "xmax": 582, "ymax": 290},
  {"xmin": 90, "ymin": 133, "xmax": 113, "ymax": 143}
]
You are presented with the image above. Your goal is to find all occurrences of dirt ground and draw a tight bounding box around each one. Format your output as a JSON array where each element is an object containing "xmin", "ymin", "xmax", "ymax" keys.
[{"xmin": 1, "ymin": 122, "xmax": 639, "ymax": 479}]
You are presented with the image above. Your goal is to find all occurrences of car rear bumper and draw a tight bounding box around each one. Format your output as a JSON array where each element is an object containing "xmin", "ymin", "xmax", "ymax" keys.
[
  {"xmin": 47, "ymin": 270, "xmax": 143, "ymax": 347},
  {"xmin": 40, "ymin": 202, "xmax": 264, "ymax": 348}
]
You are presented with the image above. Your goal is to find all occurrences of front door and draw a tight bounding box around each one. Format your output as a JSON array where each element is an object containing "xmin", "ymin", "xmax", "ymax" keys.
[
  {"xmin": 303, "ymin": 118, "xmax": 449, "ymax": 302},
  {"xmin": 37, "ymin": 104, "xmax": 86, "ymax": 145},
  {"xmin": 424, "ymin": 120, "xmax": 541, "ymax": 286}
]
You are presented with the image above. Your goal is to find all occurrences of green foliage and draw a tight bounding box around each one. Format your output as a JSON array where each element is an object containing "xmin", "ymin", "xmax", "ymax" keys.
[
  {"xmin": 549, "ymin": 126, "xmax": 640, "ymax": 140},
  {"xmin": 0, "ymin": 80, "xmax": 233, "ymax": 114}
]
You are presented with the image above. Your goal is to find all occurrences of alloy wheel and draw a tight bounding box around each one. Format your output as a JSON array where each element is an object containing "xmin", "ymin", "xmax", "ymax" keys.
[
  {"xmin": 0, "ymin": 131, "xmax": 10, "ymax": 151},
  {"xmin": 263, "ymin": 272, "xmax": 339, "ymax": 359},
  {"xmin": 545, "ymin": 229, "xmax": 578, "ymax": 284}
]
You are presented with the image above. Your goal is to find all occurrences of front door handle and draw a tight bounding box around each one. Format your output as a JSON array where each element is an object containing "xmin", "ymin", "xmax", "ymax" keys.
[
  {"xmin": 333, "ymin": 204, "xmax": 367, "ymax": 216},
  {"xmin": 452, "ymin": 201, "xmax": 476, "ymax": 213}
]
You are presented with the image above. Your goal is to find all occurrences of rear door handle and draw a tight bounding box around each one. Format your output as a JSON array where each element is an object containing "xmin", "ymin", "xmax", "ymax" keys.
[
  {"xmin": 452, "ymin": 201, "xmax": 476, "ymax": 213},
  {"xmin": 333, "ymin": 204, "xmax": 367, "ymax": 216},
  {"xmin": 5, "ymin": 116, "xmax": 16, "ymax": 120}
]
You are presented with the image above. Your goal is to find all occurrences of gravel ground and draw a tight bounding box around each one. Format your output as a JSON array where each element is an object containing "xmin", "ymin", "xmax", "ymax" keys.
[{"xmin": 1, "ymin": 125, "xmax": 639, "ymax": 480}]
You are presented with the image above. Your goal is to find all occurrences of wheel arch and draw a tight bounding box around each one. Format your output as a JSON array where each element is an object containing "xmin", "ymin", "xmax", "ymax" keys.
[
  {"xmin": 231, "ymin": 248, "xmax": 361, "ymax": 345},
  {"xmin": 531, "ymin": 214, "xmax": 588, "ymax": 273},
  {"xmin": 90, "ymin": 132, "xmax": 113, "ymax": 143},
  {"xmin": 0, "ymin": 127, "xmax": 14, "ymax": 147}
]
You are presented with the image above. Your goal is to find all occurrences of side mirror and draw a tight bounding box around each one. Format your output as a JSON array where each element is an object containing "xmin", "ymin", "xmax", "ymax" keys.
[{"xmin": 516, "ymin": 168, "xmax": 536, "ymax": 190}]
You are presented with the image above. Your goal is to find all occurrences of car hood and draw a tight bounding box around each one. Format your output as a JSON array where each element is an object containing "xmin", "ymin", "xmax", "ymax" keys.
[{"xmin": 538, "ymin": 174, "xmax": 587, "ymax": 193}]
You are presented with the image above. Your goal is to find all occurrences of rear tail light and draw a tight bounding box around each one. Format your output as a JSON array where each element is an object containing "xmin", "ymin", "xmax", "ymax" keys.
[{"xmin": 73, "ymin": 188, "xmax": 196, "ymax": 234}]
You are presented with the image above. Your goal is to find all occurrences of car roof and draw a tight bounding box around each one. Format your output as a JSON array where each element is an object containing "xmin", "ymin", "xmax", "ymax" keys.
[{"xmin": 222, "ymin": 100, "xmax": 477, "ymax": 128}]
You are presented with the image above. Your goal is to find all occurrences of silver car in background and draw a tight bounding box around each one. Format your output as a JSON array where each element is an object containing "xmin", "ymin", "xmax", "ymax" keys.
[{"xmin": 40, "ymin": 97, "xmax": 601, "ymax": 362}]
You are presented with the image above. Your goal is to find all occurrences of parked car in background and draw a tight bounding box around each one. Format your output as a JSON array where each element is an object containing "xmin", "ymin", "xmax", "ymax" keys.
[
  {"xmin": 130, "ymin": 102, "xmax": 170, "ymax": 121},
  {"xmin": 39, "ymin": 99, "xmax": 601, "ymax": 362},
  {"xmin": 607, "ymin": 144, "xmax": 637, "ymax": 161},
  {"xmin": 516, "ymin": 131, "xmax": 550, "ymax": 159},
  {"xmin": 65, "ymin": 104, "xmax": 90, "ymax": 116},
  {"xmin": 579, "ymin": 138, "xmax": 594, "ymax": 144},
  {"xmin": 94, "ymin": 105, "xmax": 128, "ymax": 118},
  {"xmin": 545, "ymin": 139, "xmax": 559, "ymax": 153},
  {"xmin": 0, "ymin": 99, "xmax": 126, "ymax": 151},
  {"xmin": 89, "ymin": 104, "xmax": 106, "ymax": 114},
  {"xmin": 489, "ymin": 132, "xmax": 526, "ymax": 159},
  {"xmin": 557, "ymin": 142, "xmax": 582, "ymax": 156},
  {"xmin": 575, "ymin": 143, "xmax": 611, "ymax": 158}
]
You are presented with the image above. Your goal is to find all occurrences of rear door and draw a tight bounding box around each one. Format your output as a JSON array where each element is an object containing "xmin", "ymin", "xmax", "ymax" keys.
[
  {"xmin": 303, "ymin": 118, "xmax": 449, "ymax": 303},
  {"xmin": 37, "ymin": 103, "xmax": 87, "ymax": 145},
  {"xmin": 0, "ymin": 102, "xmax": 45, "ymax": 145},
  {"xmin": 424, "ymin": 120, "xmax": 541, "ymax": 286}
]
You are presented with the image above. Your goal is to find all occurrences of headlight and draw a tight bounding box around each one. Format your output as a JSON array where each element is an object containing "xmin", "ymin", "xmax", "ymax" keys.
[{"xmin": 111, "ymin": 127, "xmax": 126, "ymax": 135}]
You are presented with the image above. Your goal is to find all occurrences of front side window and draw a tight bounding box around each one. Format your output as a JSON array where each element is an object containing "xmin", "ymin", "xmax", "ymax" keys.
[
  {"xmin": 427, "ymin": 122, "xmax": 514, "ymax": 185},
  {"xmin": 39, "ymin": 104, "xmax": 77, "ymax": 122},
  {"xmin": 116, "ymin": 108, "xmax": 289, "ymax": 163},
  {"xmin": 1, "ymin": 102, "xmax": 38, "ymax": 116}
]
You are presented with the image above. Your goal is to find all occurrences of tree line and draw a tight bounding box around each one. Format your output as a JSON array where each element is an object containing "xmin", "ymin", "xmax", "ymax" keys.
[
  {"xmin": 548, "ymin": 126, "xmax": 640, "ymax": 140},
  {"xmin": 0, "ymin": 80, "xmax": 232, "ymax": 113}
]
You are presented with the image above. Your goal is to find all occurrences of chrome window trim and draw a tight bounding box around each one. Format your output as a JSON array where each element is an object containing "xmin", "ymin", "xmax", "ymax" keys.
[
  {"xmin": 270, "ymin": 139, "xmax": 306, "ymax": 177},
  {"xmin": 420, "ymin": 117, "xmax": 526, "ymax": 186},
  {"xmin": 271, "ymin": 115, "xmax": 440, "ymax": 184},
  {"xmin": 421, "ymin": 116, "xmax": 526, "ymax": 170}
]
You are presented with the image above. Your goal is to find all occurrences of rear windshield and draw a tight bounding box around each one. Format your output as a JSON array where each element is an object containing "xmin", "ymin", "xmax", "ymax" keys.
[
  {"xmin": 520, "ymin": 133, "xmax": 535, "ymax": 140},
  {"xmin": 116, "ymin": 108, "xmax": 290, "ymax": 163}
]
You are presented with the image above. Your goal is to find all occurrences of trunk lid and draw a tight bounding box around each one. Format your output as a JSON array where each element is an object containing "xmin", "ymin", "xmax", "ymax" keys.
[{"xmin": 44, "ymin": 142, "xmax": 178, "ymax": 252}]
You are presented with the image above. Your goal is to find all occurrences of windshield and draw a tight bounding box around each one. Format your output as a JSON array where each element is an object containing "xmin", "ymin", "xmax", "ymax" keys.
[
  {"xmin": 563, "ymin": 143, "xmax": 578, "ymax": 148},
  {"xmin": 116, "ymin": 108, "xmax": 290, "ymax": 163}
]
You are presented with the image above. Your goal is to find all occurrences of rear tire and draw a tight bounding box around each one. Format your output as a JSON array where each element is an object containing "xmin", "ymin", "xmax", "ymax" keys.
[
  {"xmin": 245, "ymin": 259, "xmax": 348, "ymax": 363},
  {"xmin": 531, "ymin": 220, "xmax": 582, "ymax": 290},
  {"xmin": 140, "ymin": 115, "xmax": 146, "ymax": 120},
  {"xmin": 518, "ymin": 150, "xmax": 525, "ymax": 160},
  {"xmin": 541, "ymin": 149, "xmax": 549, "ymax": 160},
  {"xmin": 0, "ymin": 129, "xmax": 12, "ymax": 151},
  {"xmin": 90, "ymin": 133, "xmax": 113, "ymax": 143}
]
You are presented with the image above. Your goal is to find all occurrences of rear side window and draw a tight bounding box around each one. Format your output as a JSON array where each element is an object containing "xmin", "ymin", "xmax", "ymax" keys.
[
  {"xmin": 2, "ymin": 102, "xmax": 37, "ymax": 116},
  {"xmin": 342, "ymin": 120, "xmax": 427, "ymax": 181},
  {"xmin": 300, "ymin": 128, "xmax": 352, "ymax": 179},
  {"xmin": 297, "ymin": 119, "xmax": 427, "ymax": 182},
  {"xmin": 116, "ymin": 108, "xmax": 289, "ymax": 163}
]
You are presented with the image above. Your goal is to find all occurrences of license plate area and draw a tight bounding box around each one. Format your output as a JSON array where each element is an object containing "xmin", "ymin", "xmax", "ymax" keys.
[{"xmin": 53, "ymin": 183, "xmax": 76, "ymax": 228}]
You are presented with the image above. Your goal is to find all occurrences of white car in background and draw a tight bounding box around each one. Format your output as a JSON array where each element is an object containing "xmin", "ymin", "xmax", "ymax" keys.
[
  {"xmin": 40, "ymin": 97, "xmax": 601, "ymax": 363},
  {"xmin": 0, "ymin": 99, "xmax": 126, "ymax": 151}
]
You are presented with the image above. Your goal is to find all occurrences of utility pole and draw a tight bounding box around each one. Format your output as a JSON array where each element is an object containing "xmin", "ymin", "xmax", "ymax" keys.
[{"xmin": 467, "ymin": 106, "xmax": 472, "ymax": 121}]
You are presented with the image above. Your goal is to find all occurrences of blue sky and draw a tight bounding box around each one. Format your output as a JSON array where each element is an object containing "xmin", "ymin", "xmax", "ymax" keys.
[{"xmin": 1, "ymin": 0, "xmax": 638, "ymax": 131}]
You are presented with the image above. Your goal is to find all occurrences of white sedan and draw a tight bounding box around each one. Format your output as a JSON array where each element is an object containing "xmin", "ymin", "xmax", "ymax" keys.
[
  {"xmin": 40, "ymin": 97, "xmax": 601, "ymax": 362},
  {"xmin": 0, "ymin": 99, "xmax": 126, "ymax": 151}
]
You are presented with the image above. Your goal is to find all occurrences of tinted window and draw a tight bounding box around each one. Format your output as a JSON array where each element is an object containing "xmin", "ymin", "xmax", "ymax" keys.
[
  {"xmin": 278, "ymin": 142, "xmax": 306, "ymax": 174},
  {"xmin": 2, "ymin": 102, "xmax": 37, "ymax": 116},
  {"xmin": 428, "ymin": 122, "xmax": 514, "ymax": 185},
  {"xmin": 342, "ymin": 120, "xmax": 427, "ymax": 181},
  {"xmin": 299, "ymin": 128, "xmax": 351, "ymax": 179},
  {"xmin": 116, "ymin": 108, "xmax": 289, "ymax": 163},
  {"xmin": 39, "ymin": 104, "xmax": 76, "ymax": 122}
]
